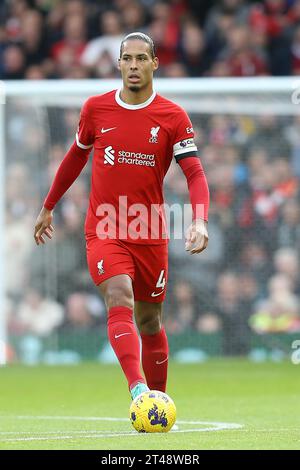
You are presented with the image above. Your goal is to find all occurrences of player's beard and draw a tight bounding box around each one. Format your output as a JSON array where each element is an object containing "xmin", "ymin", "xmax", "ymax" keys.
[{"xmin": 128, "ymin": 84, "xmax": 141, "ymax": 92}]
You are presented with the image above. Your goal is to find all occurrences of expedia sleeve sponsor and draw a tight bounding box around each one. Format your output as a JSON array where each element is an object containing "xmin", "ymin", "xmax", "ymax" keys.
[{"xmin": 173, "ymin": 138, "xmax": 198, "ymax": 157}]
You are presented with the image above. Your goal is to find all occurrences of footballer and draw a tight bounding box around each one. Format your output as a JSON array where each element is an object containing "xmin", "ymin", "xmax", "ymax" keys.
[{"xmin": 34, "ymin": 32, "xmax": 209, "ymax": 400}]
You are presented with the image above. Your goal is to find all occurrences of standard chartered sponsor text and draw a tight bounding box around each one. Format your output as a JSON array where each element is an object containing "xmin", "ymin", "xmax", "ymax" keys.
[{"xmin": 118, "ymin": 150, "xmax": 156, "ymax": 166}]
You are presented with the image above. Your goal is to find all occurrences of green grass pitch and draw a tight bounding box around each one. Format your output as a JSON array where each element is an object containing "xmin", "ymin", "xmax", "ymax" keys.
[{"xmin": 0, "ymin": 360, "xmax": 299, "ymax": 450}]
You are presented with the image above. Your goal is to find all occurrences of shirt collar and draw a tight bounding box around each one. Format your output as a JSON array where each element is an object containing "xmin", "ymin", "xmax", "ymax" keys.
[{"xmin": 115, "ymin": 88, "xmax": 156, "ymax": 110}]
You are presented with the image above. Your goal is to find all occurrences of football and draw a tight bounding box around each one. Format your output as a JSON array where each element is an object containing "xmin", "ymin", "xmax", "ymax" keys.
[{"xmin": 129, "ymin": 390, "xmax": 176, "ymax": 433}]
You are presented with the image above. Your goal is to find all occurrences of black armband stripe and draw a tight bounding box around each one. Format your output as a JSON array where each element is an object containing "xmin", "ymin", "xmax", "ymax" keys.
[{"xmin": 175, "ymin": 152, "xmax": 199, "ymax": 163}]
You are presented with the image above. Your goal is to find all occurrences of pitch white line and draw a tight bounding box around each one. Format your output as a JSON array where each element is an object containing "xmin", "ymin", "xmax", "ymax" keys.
[
  {"xmin": 3, "ymin": 415, "xmax": 129, "ymax": 422},
  {"xmin": 1, "ymin": 432, "xmax": 137, "ymax": 442},
  {"xmin": 1, "ymin": 415, "xmax": 243, "ymax": 427},
  {"xmin": 1, "ymin": 427, "xmax": 243, "ymax": 442},
  {"xmin": 0, "ymin": 415, "xmax": 244, "ymax": 442},
  {"xmin": 0, "ymin": 430, "xmax": 113, "ymax": 435}
]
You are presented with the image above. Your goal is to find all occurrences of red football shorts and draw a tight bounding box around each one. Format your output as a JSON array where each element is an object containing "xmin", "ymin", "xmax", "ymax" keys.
[{"xmin": 86, "ymin": 238, "xmax": 168, "ymax": 303}]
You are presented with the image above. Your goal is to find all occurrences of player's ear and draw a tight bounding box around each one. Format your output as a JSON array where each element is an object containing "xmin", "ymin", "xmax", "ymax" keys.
[
  {"xmin": 153, "ymin": 57, "xmax": 159, "ymax": 72},
  {"xmin": 117, "ymin": 58, "xmax": 121, "ymax": 70}
]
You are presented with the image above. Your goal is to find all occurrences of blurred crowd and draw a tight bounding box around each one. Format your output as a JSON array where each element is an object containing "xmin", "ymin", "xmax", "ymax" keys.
[
  {"xmin": 5, "ymin": 96, "xmax": 300, "ymax": 358},
  {"xmin": 165, "ymin": 111, "xmax": 300, "ymax": 354},
  {"xmin": 3, "ymin": 0, "xmax": 300, "ymax": 360},
  {"xmin": 3, "ymin": 0, "xmax": 300, "ymax": 80}
]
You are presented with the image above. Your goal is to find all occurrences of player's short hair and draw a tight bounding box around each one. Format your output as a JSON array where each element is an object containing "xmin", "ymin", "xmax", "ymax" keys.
[{"xmin": 120, "ymin": 32, "xmax": 156, "ymax": 59}]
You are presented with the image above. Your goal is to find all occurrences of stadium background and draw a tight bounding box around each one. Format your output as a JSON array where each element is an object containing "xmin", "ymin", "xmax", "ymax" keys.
[{"xmin": 2, "ymin": 0, "xmax": 300, "ymax": 365}]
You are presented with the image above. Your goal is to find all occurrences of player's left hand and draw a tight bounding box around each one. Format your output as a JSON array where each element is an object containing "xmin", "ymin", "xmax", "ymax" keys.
[{"xmin": 185, "ymin": 219, "xmax": 209, "ymax": 255}]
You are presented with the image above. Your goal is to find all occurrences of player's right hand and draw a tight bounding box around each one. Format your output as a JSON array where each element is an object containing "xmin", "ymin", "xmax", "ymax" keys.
[
  {"xmin": 34, "ymin": 207, "xmax": 54, "ymax": 246},
  {"xmin": 185, "ymin": 218, "xmax": 209, "ymax": 254}
]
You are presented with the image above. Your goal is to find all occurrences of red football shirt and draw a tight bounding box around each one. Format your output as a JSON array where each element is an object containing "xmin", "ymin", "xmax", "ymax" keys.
[{"xmin": 76, "ymin": 89, "xmax": 198, "ymax": 244}]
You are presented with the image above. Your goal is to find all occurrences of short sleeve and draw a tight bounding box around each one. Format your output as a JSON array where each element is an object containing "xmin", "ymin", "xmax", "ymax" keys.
[
  {"xmin": 75, "ymin": 100, "xmax": 94, "ymax": 149},
  {"xmin": 172, "ymin": 108, "xmax": 198, "ymax": 162}
]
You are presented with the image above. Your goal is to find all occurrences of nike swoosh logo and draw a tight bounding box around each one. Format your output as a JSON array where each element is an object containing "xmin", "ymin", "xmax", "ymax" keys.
[
  {"xmin": 156, "ymin": 357, "xmax": 168, "ymax": 365},
  {"xmin": 151, "ymin": 291, "xmax": 164, "ymax": 297},
  {"xmin": 114, "ymin": 333, "xmax": 131, "ymax": 339},
  {"xmin": 101, "ymin": 127, "xmax": 117, "ymax": 133}
]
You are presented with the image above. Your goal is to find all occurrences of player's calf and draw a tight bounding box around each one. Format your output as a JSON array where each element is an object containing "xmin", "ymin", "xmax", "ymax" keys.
[
  {"xmin": 98, "ymin": 275, "xmax": 146, "ymax": 391},
  {"xmin": 140, "ymin": 326, "xmax": 169, "ymax": 392},
  {"xmin": 135, "ymin": 301, "xmax": 162, "ymax": 335},
  {"xmin": 107, "ymin": 305, "xmax": 145, "ymax": 390}
]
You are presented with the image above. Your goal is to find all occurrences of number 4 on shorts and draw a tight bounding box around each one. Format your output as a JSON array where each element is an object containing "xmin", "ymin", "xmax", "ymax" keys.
[{"xmin": 156, "ymin": 270, "xmax": 166, "ymax": 289}]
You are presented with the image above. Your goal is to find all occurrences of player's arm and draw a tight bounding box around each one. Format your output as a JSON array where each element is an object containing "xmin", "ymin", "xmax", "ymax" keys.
[
  {"xmin": 178, "ymin": 156, "xmax": 209, "ymax": 254},
  {"xmin": 34, "ymin": 101, "xmax": 94, "ymax": 246},
  {"xmin": 172, "ymin": 112, "xmax": 209, "ymax": 255}
]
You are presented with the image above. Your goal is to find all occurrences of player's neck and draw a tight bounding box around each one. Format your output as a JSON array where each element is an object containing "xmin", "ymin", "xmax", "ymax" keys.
[{"xmin": 120, "ymin": 86, "xmax": 154, "ymax": 106}]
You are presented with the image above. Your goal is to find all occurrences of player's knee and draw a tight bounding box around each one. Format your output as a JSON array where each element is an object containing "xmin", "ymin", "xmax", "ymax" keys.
[{"xmin": 105, "ymin": 284, "xmax": 134, "ymax": 310}]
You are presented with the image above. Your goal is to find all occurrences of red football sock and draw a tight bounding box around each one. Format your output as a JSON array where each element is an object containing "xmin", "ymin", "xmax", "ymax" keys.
[
  {"xmin": 141, "ymin": 327, "xmax": 169, "ymax": 392},
  {"xmin": 107, "ymin": 306, "xmax": 145, "ymax": 389}
]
